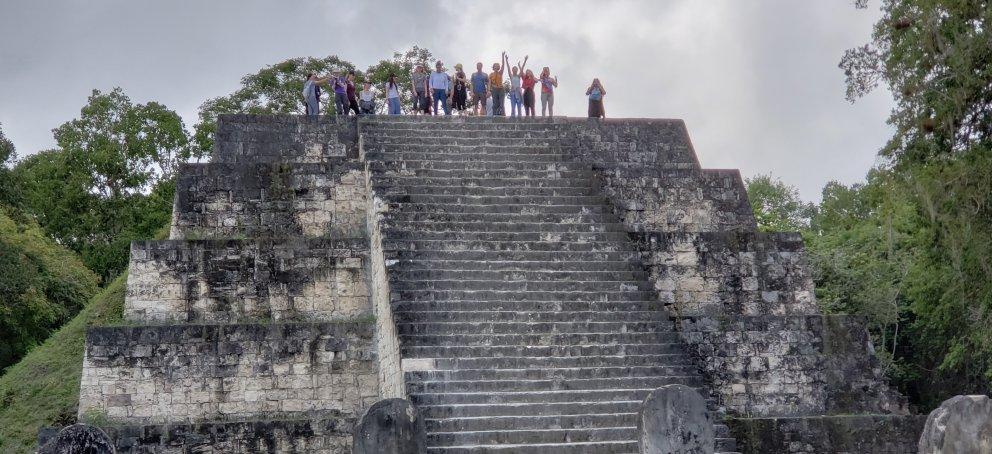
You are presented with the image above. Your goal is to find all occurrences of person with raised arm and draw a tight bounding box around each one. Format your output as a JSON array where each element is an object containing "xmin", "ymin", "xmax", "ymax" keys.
[
  {"xmin": 521, "ymin": 66, "xmax": 537, "ymax": 117},
  {"xmin": 508, "ymin": 55, "xmax": 526, "ymax": 117},
  {"xmin": 489, "ymin": 52, "xmax": 508, "ymax": 116},
  {"xmin": 586, "ymin": 78, "xmax": 606, "ymax": 118},
  {"xmin": 332, "ymin": 71, "xmax": 349, "ymax": 116},
  {"xmin": 539, "ymin": 67, "xmax": 558, "ymax": 117},
  {"xmin": 303, "ymin": 72, "xmax": 331, "ymax": 117}
]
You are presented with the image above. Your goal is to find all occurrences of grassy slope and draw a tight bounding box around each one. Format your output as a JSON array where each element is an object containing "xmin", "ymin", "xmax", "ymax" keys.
[{"xmin": 0, "ymin": 274, "xmax": 126, "ymax": 454}]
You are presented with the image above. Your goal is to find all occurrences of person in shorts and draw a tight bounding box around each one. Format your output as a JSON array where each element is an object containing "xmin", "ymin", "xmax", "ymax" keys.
[
  {"xmin": 539, "ymin": 67, "xmax": 558, "ymax": 117},
  {"xmin": 410, "ymin": 65, "xmax": 430, "ymax": 115},
  {"xmin": 470, "ymin": 62, "xmax": 489, "ymax": 116}
]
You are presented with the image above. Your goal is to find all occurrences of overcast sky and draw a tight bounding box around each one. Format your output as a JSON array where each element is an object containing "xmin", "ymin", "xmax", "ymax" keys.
[{"xmin": 0, "ymin": 0, "xmax": 889, "ymax": 201}]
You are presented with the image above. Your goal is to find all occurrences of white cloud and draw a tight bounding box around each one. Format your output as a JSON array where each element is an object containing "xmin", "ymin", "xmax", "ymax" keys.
[{"xmin": 0, "ymin": 0, "xmax": 890, "ymax": 200}]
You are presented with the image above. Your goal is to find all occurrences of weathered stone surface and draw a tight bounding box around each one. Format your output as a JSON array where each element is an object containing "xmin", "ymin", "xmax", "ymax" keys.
[
  {"xmin": 78, "ymin": 322, "xmax": 378, "ymax": 424},
  {"xmin": 352, "ymin": 399, "xmax": 425, "ymax": 454},
  {"xmin": 677, "ymin": 314, "xmax": 906, "ymax": 417},
  {"xmin": 214, "ymin": 114, "xmax": 358, "ymax": 162},
  {"xmin": 638, "ymin": 385, "xmax": 714, "ymax": 454},
  {"xmin": 43, "ymin": 416, "xmax": 356, "ymax": 454},
  {"xmin": 170, "ymin": 161, "xmax": 366, "ymax": 239},
  {"xmin": 125, "ymin": 238, "xmax": 370, "ymax": 323},
  {"xmin": 919, "ymin": 395, "xmax": 992, "ymax": 453},
  {"xmin": 37, "ymin": 424, "xmax": 115, "ymax": 454},
  {"xmin": 729, "ymin": 415, "xmax": 927, "ymax": 454}
]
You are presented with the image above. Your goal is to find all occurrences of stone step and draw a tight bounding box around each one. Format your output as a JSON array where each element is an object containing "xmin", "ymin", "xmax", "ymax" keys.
[
  {"xmin": 383, "ymin": 194, "xmax": 611, "ymax": 207},
  {"xmin": 374, "ymin": 176, "xmax": 590, "ymax": 189},
  {"xmin": 366, "ymin": 136, "xmax": 556, "ymax": 147},
  {"xmin": 399, "ymin": 332, "xmax": 681, "ymax": 347},
  {"xmin": 387, "ymin": 240, "xmax": 636, "ymax": 254},
  {"xmin": 407, "ymin": 374, "xmax": 702, "ymax": 396},
  {"xmin": 385, "ymin": 221, "xmax": 628, "ymax": 233},
  {"xmin": 390, "ymin": 249, "xmax": 641, "ymax": 261},
  {"xmin": 397, "ymin": 321, "xmax": 670, "ymax": 336},
  {"xmin": 392, "ymin": 259, "xmax": 642, "ymax": 272},
  {"xmin": 366, "ymin": 151, "xmax": 567, "ymax": 163},
  {"xmin": 418, "ymin": 401, "xmax": 643, "ymax": 419},
  {"xmin": 365, "ymin": 143, "xmax": 563, "ymax": 155},
  {"xmin": 427, "ymin": 354, "xmax": 692, "ymax": 370},
  {"xmin": 364, "ymin": 128, "xmax": 557, "ymax": 139},
  {"xmin": 425, "ymin": 440, "xmax": 638, "ymax": 454},
  {"xmin": 373, "ymin": 168, "xmax": 593, "ymax": 180},
  {"xmin": 371, "ymin": 160, "xmax": 581, "ymax": 172},
  {"xmin": 396, "ymin": 310, "xmax": 664, "ymax": 325},
  {"xmin": 387, "ymin": 202, "xmax": 612, "ymax": 215},
  {"xmin": 406, "ymin": 365, "xmax": 695, "ymax": 382},
  {"xmin": 362, "ymin": 121, "xmax": 559, "ymax": 131},
  {"xmin": 427, "ymin": 426, "xmax": 635, "ymax": 446},
  {"xmin": 389, "ymin": 279, "xmax": 655, "ymax": 292},
  {"xmin": 425, "ymin": 413, "xmax": 637, "ymax": 433},
  {"xmin": 385, "ymin": 229, "xmax": 629, "ymax": 242},
  {"xmin": 390, "ymin": 269, "xmax": 650, "ymax": 283},
  {"xmin": 391, "ymin": 289, "xmax": 660, "ymax": 303},
  {"xmin": 400, "ymin": 342, "xmax": 682, "ymax": 358},
  {"xmin": 384, "ymin": 211, "xmax": 619, "ymax": 225},
  {"xmin": 373, "ymin": 185, "xmax": 598, "ymax": 197},
  {"xmin": 392, "ymin": 300, "xmax": 666, "ymax": 313}
]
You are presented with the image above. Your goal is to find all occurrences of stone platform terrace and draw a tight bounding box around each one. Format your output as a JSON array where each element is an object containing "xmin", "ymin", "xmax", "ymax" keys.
[{"xmin": 70, "ymin": 114, "xmax": 924, "ymax": 453}]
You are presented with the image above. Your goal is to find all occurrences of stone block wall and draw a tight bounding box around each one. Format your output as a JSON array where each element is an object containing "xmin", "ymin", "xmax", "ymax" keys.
[
  {"xmin": 213, "ymin": 114, "xmax": 359, "ymax": 163},
  {"xmin": 170, "ymin": 161, "xmax": 366, "ymax": 239},
  {"xmin": 636, "ymin": 232, "xmax": 817, "ymax": 318},
  {"xmin": 728, "ymin": 415, "xmax": 927, "ymax": 454},
  {"xmin": 78, "ymin": 322, "xmax": 378, "ymax": 424},
  {"xmin": 125, "ymin": 239, "xmax": 371, "ymax": 323},
  {"xmin": 599, "ymin": 168, "xmax": 755, "ymax": 233},
  {"xmin": 364, "ymin": 166, "xmax": 405, "ymax": 399},
  {"xmin": 557, "ymin": 118, "xmax": 701, "ymax": 170},
  {"xmin": 40, "ymin": 417, "xmax": 355, "ymax": 454},
  {"xmin": 678, "ymin": 315, "xmax": 906, "ymax": 417}
]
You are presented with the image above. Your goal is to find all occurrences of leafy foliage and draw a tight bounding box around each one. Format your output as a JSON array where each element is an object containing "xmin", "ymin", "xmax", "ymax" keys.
[
  {"xmin": 838, "ymin": 0, "xmax": 992, "ymax": 406},
  {"xmin": 193, "ymin": 55, "xmax": 358, "ymax": 151},
  {"xmin": 13, "ymin": 89, "xmax": 184, "ymax": 281},
  {"xmin": 0, "ymin": 207, "xmax": 100, "ymax": 371},
  {"xmin": 0, "ymin": 274, "xmax": 125, "ymax": 454},
  {"xmin": 744, "ymin": 174, "xmax": 815, "ymax": 232},
  {"xmin": 0, "ymin": 124, "xmax": 20, "ymax": 209}
]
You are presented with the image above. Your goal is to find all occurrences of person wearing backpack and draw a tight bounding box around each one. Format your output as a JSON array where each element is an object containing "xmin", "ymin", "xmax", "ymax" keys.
[
  {"xmin": 303, "ymin": 73, "xmax": 331, "ymax": 117},
  {"xmin": 586, "ymin": 78, "xmax": 606, "ymax": 118}
]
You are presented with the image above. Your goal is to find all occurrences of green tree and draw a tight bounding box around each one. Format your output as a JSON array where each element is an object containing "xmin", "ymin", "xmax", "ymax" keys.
[
  {"xmin": 0, "ymin": 123, "xmax": 20, "ymax": 209},
  {"xmin": 364, "ymin": 46, "xmax": 436, "ymax": 114},
  {"xmin": 193, "ymin": 55, "xmax": 358, "ymax": 151},
  {"xmin": 14, "ymin": 89, "xmax": 187, "ymax": 281},
  {"xmin": 744, "ymin": 174, "xmax": 815, "ymax": 232},
  {"xmin": 841, "ymin": 0, "xmax": 992, "ymax": 404},
  {"xmin": 0, "ymin": 206, "xmax": 100, "ymax": 371}
]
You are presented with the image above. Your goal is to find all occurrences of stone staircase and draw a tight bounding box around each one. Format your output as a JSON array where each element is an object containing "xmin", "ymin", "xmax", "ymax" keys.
[{"xmin": 365, "ymin": 119, "xmax": 740, "ymax": 453}]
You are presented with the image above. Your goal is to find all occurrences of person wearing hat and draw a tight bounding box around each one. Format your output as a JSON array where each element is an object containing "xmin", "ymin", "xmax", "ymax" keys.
[
  {"xmin": 452, "ymin": 63, "xmax": 468, "ymax": 114},
  {"xmin": 429, "ymin": 61, "xmax": 452, "ymax": 115}
]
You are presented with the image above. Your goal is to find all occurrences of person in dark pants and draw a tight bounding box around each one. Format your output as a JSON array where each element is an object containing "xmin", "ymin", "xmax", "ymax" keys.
[
  {"xmin": 452, "ymin": 64, "xmax": 468, "ymax": 114},
  {"xmin": 586, "ymin": 78, "xmax": 606, "ymax": 118},
  {"xmin": 489, "ymin": 51, "xmax": 508, "ymax": 116},
  {"xmin": 332, "ymin": 72, "xmax": 348, "ymax": 115},
  {"xmin": 346, "ymin": 71, "xmax": 361, "ymax": 116}
]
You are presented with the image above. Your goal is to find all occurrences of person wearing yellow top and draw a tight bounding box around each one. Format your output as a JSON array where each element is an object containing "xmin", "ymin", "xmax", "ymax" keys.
[{"xmin": 489, "ymin": 52, "xmax": 508, "ymax": 116}]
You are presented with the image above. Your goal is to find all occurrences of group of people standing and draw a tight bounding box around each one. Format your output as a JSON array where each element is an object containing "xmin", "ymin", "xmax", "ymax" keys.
[{"xmin": 304, "ymin": 53, "xmax": 606, "ymax": 119}]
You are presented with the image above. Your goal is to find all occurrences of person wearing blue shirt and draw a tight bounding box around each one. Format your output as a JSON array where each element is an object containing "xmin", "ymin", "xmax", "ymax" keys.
[{"xmin": 470, "ymin": 63, "xmax": 489, "ymax": 116}]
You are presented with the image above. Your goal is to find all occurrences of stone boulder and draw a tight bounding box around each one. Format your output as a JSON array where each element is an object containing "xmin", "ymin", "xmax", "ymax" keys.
[
  {"xmin": 638, "ymin": 384, "xmax": 714, "ymax": 454},
  {"xmin": 353, "ymin": 398, "xmax": 426, "ymax": 454},
  {"xmin": 919, "ymin": 394, "xmax": 992, "ymax": 453},
  {"xmin": 37, "ymin": 424, "xmax": 115, "ymax": 454}
]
